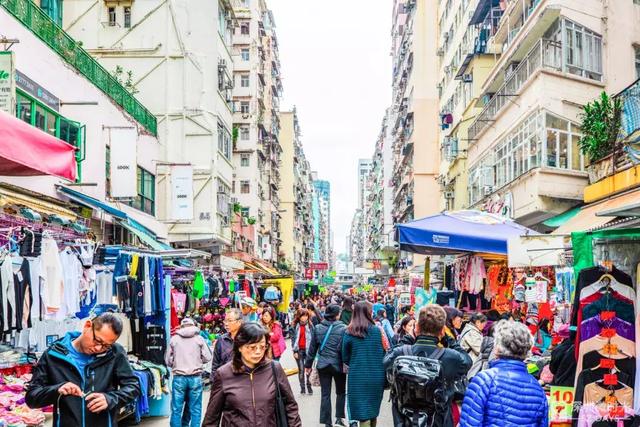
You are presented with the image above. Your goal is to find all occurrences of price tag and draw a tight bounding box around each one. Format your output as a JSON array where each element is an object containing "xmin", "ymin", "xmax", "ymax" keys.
[
  {"xmin": 600, "ymin": 328, "xmax": 617, "ymax": 338},
  {"xmin": 601, "ymin": 311, "xmax": 616, "ymax": 321},
  {"xmin": 548, "ymin": 386, "xmax": 575, "ymax": 422},
  {"xmin": 603, "ymin": 374, "xmax": 618, "ymax": 385},
  {"xmin": 600, "ymin": 358, "xmax": 615, "ymax": 369},
  {"xmin": 603, "ymin": 344, "xmax": 619, "ymax": 355},
  {"xmin": 610, "ymin": 406, "xmax": 625, "ymax": 418},
  {"xmin": 605, "ymin": 395, "xmax": 618, "ymax": 405}
]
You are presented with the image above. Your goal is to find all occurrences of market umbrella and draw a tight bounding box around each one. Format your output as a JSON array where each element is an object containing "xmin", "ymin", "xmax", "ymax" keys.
[{"xmin": 396, "ymin": 210, "xmax": 537, "ymax": 255}]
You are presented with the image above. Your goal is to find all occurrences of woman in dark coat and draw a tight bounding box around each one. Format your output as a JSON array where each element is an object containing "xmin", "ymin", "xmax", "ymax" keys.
[
  {"xmin": 202, "ymin": 323, "xmax": 302, "ymax": 427},
  {"xmin": 342, "ymin": 301, "xmax": 386, "ymax": 426}
]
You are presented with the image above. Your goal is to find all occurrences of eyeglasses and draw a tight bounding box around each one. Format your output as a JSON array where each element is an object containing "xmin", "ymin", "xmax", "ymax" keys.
[
  {"xmin": 244, "ymin": 344, "xmax": 267, "ymax": 353},
  {"xmin": 91, "ymin": 324, "xmax": 113, "ymax": 350},
  {"xmin": 224, "ymin": 317, "xmax": 240, "ymax": 324}
]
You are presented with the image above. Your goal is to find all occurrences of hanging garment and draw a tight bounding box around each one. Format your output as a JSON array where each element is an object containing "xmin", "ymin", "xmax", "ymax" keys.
[
  {"xmin": 143, "ymin": 257, "xmax": 152, "ymax": 315},
  {"xmin": 466, "ymin": 256, "xmax": 486, "ymax": 294},
  {"xmin": 28, "ymin": 257, "xmax": 43, "ymax": 322},
  {"xmin": 96, "ymin": 271, "xmax": 114, "ymax": 305},
  {"xmin": 59, "ymin": 247, "xmax": 83, "ymax": 319},
  {"xmin": 576, "ymin": 334, "xmax": 636, "ymax": 384},
  {"xmin": 524, "ymin": 276, "xmax": 537, "ymax": 303},
  {"xmin": 193, "ymin": 271, "xmax": 204, "ymax": 299},
  {"xmin": 580, "ymin": 316, "xmax": 635, "ymax": 342},
  {"xmin": 41, "ymin": 237, "xmax": 64, "ymax": 314},
  {"xmin": 12, "ymin": 256, "xmax": 32, "ymax": 331},
  {"xmin": 1, "ymin": 256, "xmax": 16, "ymax": 333}
]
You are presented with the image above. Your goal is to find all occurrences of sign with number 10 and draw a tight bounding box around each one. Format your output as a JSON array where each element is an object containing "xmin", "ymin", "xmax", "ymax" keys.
[{"xmin": 549, "ymin": 386, "xmax": 575, "ymax": 422}]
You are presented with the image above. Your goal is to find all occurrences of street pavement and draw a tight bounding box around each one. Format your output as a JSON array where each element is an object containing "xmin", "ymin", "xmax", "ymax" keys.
[{"xmin": 137, "ymin": 345, "xmax": 393, "ymax": 426}]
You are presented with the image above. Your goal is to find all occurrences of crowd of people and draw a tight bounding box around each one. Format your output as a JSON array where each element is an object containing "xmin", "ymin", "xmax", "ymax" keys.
[{"xmin": 21, "ymin": 288, "xmax": 551, "ymax": 427}]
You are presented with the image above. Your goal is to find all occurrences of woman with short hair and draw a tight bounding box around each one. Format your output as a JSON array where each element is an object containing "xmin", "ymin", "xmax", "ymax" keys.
[
  {"xmin": 459, "ymin": 321, "xmax": 548, "ymax": 427},
  {"xmin": 202, "ymin": 323, "xmax": 301, "ymax": 426}
]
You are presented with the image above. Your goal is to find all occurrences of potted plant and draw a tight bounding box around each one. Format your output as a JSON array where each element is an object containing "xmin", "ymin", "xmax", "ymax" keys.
[
  {"xmin": 247, "ymin": 217, "xmax": 256, "ymax": 225},
  {"xmin": 578, "ymin": 91, "xmax": 622, "ymax": 183},
  {"xmin": 232, "ymin": 202, "xmax": 242, "ymax": 213}
]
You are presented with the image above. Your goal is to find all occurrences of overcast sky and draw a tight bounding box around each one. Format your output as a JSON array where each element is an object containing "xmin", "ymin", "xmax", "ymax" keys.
[{"xmin": 268, "ymin": 0, "xmax": 392, "ymax": 256}]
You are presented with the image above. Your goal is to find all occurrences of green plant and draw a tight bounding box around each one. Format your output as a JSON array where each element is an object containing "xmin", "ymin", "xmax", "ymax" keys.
[
  {"xmin": 232, "ymin": 202, "xmax": 242, "ymax": 213},
  {"xmin": 232, "ymin": 126, "xmax": 239, "ymax": 143},
  {"xmin": 112, "ymin": 66, "xmax": 139, "ymax": 95},
  {"xmin": 247, "ymin": 217, "xmax": 256, "ymax": 225},
  {"xmin": 578, "ymin": 91, "xmax": 622, "ymax": 162}
]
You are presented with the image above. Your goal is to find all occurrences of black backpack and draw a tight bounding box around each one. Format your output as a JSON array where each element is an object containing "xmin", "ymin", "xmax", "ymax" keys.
[{"xmin": 389, "ymin": 345, "xmax": 448, "ymax": 426}]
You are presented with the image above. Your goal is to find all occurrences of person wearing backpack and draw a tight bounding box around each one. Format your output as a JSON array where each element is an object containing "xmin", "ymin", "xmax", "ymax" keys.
[
  {"xmin": 383, "ymin": 304, "xmax": 472, "ymax": 427},
  {"xmin": 304, "ymin": 304, "xmax": 347, "ymax": 427},
  {"xmin": 459, "ymin": 320, "xmax": 548, "ymax": 427},
  {"xmin": 459, "ymin": 313, "xmax": 487, "ymax": 379}
]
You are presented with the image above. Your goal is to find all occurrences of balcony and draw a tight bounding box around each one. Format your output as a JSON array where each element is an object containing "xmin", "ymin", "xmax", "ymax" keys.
[
  {"xmin": 469, "ymin": 39, "xmax": 562, "ymax": 141},
  {"xmin": 493, "ymin": 0, "xmax": 544, "ymax": 52}
]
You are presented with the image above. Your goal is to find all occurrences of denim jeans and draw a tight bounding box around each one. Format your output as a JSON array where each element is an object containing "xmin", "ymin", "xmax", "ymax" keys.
[
  {"xmin": 296, "ymin": 350, "xmax": 311, "ymax": 390},
  {"xmin": 318, "ymin": 367, "xmax": 346, "ymax": 425},
  {"xmin": 171, "ymin": 375, "xmax": 203, "ymax": 427}
]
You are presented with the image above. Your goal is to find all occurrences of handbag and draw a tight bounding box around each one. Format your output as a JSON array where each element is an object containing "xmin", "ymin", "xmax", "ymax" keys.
[
  {"xmin": 271, "ymin": 362, "xmax": 289, "ymax": 427},
  {"xmin": 310, "ymin": 323, "xmax": 334, "ymax": 387}
]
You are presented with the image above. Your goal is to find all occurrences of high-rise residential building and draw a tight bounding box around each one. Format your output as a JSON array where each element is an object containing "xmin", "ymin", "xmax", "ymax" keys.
[
  {"xmin": 348, "ymin": 209, "xmax": 365, "ymax": 267},
  {"xmin": 464, "ymin": 0, "xmax": 640, "ymax": 227},
  {"xmin": 312, "ymin": 176, "xmax": 332, "ymax": 266},
  {"xmin": 358, "ymin": 159, "xmax": 373, "ymax": 210},
  {"xmin": 231, "ymin": 0, "xmax": 283, "ymax": 264},
  {"xmin": 63, "ymin": 0, "xmax": 236, "ymax": 255},
  {"xmin": 279, "ymin": 110, "xmax": 314, "ymax": 277}
]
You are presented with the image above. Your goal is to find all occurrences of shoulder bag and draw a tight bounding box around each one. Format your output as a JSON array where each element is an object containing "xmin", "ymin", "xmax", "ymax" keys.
[
  {"xmin": 271, "ymin": 362, "xmax": 289, "ymax": 427},
  {"xmin": 309, "ymin": 323, "xmax": 334, "ymax": 387}
]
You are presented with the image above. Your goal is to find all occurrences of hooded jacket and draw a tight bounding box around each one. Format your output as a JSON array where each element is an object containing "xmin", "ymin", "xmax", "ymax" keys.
[
  {"xmin": 304, "ymin": 319, "xmax": 347, "ymax": 373},
  {"xmin": 459, "ymin": 358, "xmax": 548, "ymax": 427},
  {"xmin": 166, "ymin": 325, "xmax": 212, "ymax": 376},
  {"xmin": 202, "ymin": 359, "xmax": 302, "ymax": 427},
  {"xmin": 459, "ymin": 323, "xmax": 483, "ymax": 362},
  {"xmin": 25, "ymin": 332, "xmax": 140, "ymax": 427},
  {"xmin": 211, "ymin": 332, "xmax": 235, "ymax": 380}
]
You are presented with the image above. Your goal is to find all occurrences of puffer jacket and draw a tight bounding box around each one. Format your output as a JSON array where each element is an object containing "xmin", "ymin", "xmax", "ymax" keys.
[
  {"xmin": 304, "ymin": 319, "xmax": 346, "ymax": 373},
  {"xmin": 459, "ymin": 358, "xmax": 548, "ymax": 427},
  {"xmin": 165, "ymin": 325, "xmax": 212, "ymax": 376},
  {"xmin": 202, "ymin": 359, "xmax": 302, "ymax": 427}
]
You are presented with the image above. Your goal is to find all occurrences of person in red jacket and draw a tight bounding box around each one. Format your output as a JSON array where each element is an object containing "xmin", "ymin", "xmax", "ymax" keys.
[{"xmin": 261, "ymin": 305, "xmax": 285, "ymax": 361}]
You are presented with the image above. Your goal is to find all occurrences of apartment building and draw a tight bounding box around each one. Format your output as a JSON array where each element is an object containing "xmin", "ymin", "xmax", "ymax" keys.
[
  {"xmin": 0, "ymin": 0, "xmax": 167, "ymax": 245},
  {"xmin": 348, "ymin": 209, "xmax": 365, "ymax": 268},
  {"xmin": 390, "ymin": 0, "xmax": 441, "ymax": 228},
  {"xmin": 279, "ymin": 110, "xmax": 314, "ymax": 277},
  {"xmin": 465, "ymin": 0, "xmax": 640, "ymax": 227},
  {"xmin": 63, "ymin": 0, "xmax": 236, "ymax": 252},
  {"xmin": 312, "ymin": 177, "xmax": 332, "ymax": 266},
  {"xmin": 438, "ymin": 0, "xmax": 497, "ymax": 211},
  {"xmin": 231, "ymin": 0, "xmax": 283, "ymax": 264}
]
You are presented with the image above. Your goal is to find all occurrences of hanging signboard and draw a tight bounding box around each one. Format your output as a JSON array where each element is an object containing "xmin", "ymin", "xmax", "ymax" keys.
[
  {"xmin": 0, "ymin": 52, "xmax": 15, "ymax": 114},
  {"xmin": 170, "ymin": 165, "xmax": 194, "ymax": 220},
  {"xmin": 309, "ymin": 262, "xmax": 329, "ymax": 270},
  {"xmin": 15, "ymin": 70, "xmax": 60, "ymax": 111},
  {"xmin": 109, "ymin": 128, "xmax": 138, "ymax": 199}
]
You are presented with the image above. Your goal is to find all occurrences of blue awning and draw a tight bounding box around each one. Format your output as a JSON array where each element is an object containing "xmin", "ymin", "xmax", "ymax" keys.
[
  {"xmin": 121, "ymin": 218, "xmax": 173, "ymax": 251},
  {"xmin": 397, "ymin": 210, "xmax": 538, "ymax": 255},
  {"xmin": 57, "ymin": 186, "xmax": 127, "ymax": 219}
]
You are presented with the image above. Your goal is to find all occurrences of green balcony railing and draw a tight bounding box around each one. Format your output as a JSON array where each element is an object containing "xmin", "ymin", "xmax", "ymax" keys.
[{"xmin": 1, "ymin": 0, "xmax": 157, "ymax": 135}]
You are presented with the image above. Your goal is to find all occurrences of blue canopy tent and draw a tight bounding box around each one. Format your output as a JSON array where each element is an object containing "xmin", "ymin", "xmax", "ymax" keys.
[{"xmin": 397, "ymin": 210, "xmax": 537, "ymax": 255}]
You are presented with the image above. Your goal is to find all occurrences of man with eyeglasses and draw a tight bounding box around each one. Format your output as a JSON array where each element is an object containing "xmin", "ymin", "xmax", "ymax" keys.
[
  {"xmin": 25, "ymin": 313, "xmax": 140, "ymax": 427},
  {"xmin": 210, "ymin": 308, "xmax": 244, "ymax": 379}
]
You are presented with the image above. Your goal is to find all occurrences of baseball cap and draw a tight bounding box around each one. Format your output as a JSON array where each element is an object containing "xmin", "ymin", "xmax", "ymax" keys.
[
  {"xmin": 181, "ymin": 317, "xmax": 196, "ymax": 327},
  {"xmin": 240, "ymin": 297, "xmax": 257, "ymax": 308}
]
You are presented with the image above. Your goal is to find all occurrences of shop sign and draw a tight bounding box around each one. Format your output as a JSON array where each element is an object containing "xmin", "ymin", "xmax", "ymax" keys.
[
  {"xmin": 305, "ymin": 268, "xmax": 313, "ymax": 279},
  {"xmin": 109, "ymin": 128, "xmax": 138, "ymax": 199},
  {"xmin": 483, "ymin": 192, "xmax": 513, "ymax": 219},
  {"xmin": 170, "ymin": 165, "xmax": 194, "ymax": 220},
  {"xmin": 322, "ymin": 276, "xmax": 335, "ymax": 285},
  {"xmin": 548, "ymin": 386, "xmax": 574, "ymax": 423},
  {"xmin": 309, "ymin": 262, "xmax": 328, "ymax": 270},
  {"xmin": 0, "ymin": 52, "xmax": 15, "ymax": 114},
  {"xmin": 15, "ymin": 70, "xmax": 59, "ymax": 111}
]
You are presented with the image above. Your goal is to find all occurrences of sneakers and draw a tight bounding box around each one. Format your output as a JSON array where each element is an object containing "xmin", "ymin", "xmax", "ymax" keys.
[
  {"xmin": 307, "ymin": 384, "xmax": 313, "ymax": 395},
  {"xmin": 300, "ymin": 385, "xmax": 306, "ymax": 395},
  {"xmin": 334, "ymin": 419, "xmax": 347, "ymax": 427}
]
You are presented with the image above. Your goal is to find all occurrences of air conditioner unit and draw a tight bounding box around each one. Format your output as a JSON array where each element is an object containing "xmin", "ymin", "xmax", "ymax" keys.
[
  {"xmin": 483, "ymin": 186, "xmax": 494, "ymax": 196},
  {"xmin": 444, "ymin": 191, "xmax": 455, "ymax": 199},
  {"xmin": 462, "ymin": 74, "xmax": 473, "ymax": 83}
]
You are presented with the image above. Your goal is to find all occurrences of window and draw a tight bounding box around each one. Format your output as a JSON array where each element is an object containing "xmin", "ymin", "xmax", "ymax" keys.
[
  {"xmin": 40, "ymin": 0, "xmax": 63, "ymax": 26},
  {"xmin": 241, "ymin": 48, "xmax": 250, "ymax": 61},
  {"xmin": 35, "ymin": 104, "xmax": 57, "ymax": 136},
  {"xmin": 130, "ymin": 167, "xmax": 155, "ymax": 215},
  {"xmin": 218, "ymin": 2, "xmax": 232, "ymax": 46},
  {"xmin": 635, "ymin": 46, "xmax": 640, "ymax": 79},
  {"xmin": 217, "ymin": 121, "xmax": 232, "ymax": 159},
  {"xmin": 240, "ymin": 101, "xmax": 250, "ymax": 114},
  {"xmin": 108, "ymin": 7, "xmax": 116, "ymax": 26},
  {"xmin": 561, "ymin": 19, "xmax": 602, "ymax": 80},
  {"xmin": 59, "ymin": 118, "xmax": 81, "ymax": 147},
  {"xmin": 217, "ymin": 179, "xmax": 231, "ymax": 225},
  {"xmin": 240, "ymin": 125, "xmax": 250, "ymax": 140},
  {"xmin": 105, "ymin": 145, "xmax": 111, "ymax": 197},
  {"xmin": 240, "ymin": 180, "xmax": 251, "ymax": 194},
  {"xmin": 240, "ymin": 74, "xmax": 250, "ymax": 88},
  {"xmin": 241, "ymin": 154, "xmax": 250, "ymax": 167},
  {"xmin": 16, "ymin": 93, "xmax": 32, "ymax": 124},
  {"xmin": 124, "ymin": 7, "xmax": 131, "ymax": 28},
  {"xmin": 240, "ymin": 22, "xmax": 250, "ymax": 35}
]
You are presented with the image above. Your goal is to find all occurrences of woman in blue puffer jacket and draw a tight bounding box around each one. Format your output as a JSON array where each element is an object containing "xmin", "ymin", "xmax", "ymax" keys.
[{"xmin": 459, "ymin": 320, "xmax": 548, "ymax": 427}]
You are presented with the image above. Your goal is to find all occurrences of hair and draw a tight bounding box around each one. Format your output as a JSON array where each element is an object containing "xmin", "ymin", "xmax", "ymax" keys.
[
  {"xmin": 347, "ymin": 301, "xmax": 375, "ymax": 338},
  {"xmin": 293, "ymin": 308, "xmax": 310, "ymax": 327},
  {"xmin": 324, "ymin": 304, "xmax": 341, "ymax": 321},
  {"xmin": 376, "ymin": 309, "xmax": 387, "ymax": 320},
  {"xmin": 306, "ymin": 303, "xmax": 322, "ymax": 319},
  {"xmin": 342, "ymin": 296, "xmax": 354, "ymax": 312},
  {"xmin": 418, "ymin": 305, "xmax": 447, "ymax": 336},
  {"xmin": 261, "ymin": 305, "xmax": 277, "ymax": 327},
  {"xmin": 400, "ymin": 305, "xmax": 412, "ymax": 316},
  {"xmin": 397, "ymin": 315, "xmax": 415, "ymax": 337},
  {"xmin": 226, "ymin": 308, "xmax": 243, "ymax": 322},
  {"xmin": 232, "ymin": 323, "xmax": 270, "ymax": 372},
  {"xmin": 92, "ymin": 312, "xmax": 123, "ymax": 336},
  {"xmin": 494, "ymin": 320, "xmax": 533, "ymax": 361},
  {"xmin": 499, "ymin": 312, "xmax": 514, "ymax": 321},
  {"xmin": 444, "ymin": 306, "xmax": 463, "ymax": 329},
  {"xmin": 470, "ymin": 312, "xmax": 488, "ymax": 325}
]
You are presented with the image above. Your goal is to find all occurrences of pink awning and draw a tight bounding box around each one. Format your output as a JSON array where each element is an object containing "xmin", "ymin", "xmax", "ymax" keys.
[{"xmin": 0, "ymin": 109, "xmax": 77, "ymax": 181}]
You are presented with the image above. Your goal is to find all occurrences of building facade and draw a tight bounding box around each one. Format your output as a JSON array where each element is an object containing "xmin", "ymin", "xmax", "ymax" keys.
[
  {"xmin": 231, "ymin": 0, "xmax": 283, "ymax": 264},
  {"xmin": 63, "ymin": 0, "xmax": 236, "ymax": 252},
  {"xmin": 464, "ymin": 0, "xmax": 640, "ymax": 227},
  {"xmin": 279, "ymin": 110, "xmax": 314, "ymax": 277},
  {"xmin": 1, "ymin": 0, "xmax": 166, "ymax": 244},
  {"xmin": 312, "ymin": 177, "xmax": 332, "ymax": 266}
]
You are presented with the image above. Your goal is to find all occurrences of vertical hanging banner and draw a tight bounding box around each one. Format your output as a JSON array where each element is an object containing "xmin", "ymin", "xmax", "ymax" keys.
[
  {"xmin": 170, "ymin": 165, "xmax": 194, "ymax": 220},
  {"xmin": 0, "ymin": 52, "xmax": 15, "ymax": 114},
  {"xmin": 109, "ymin": 128, "xmax": 138, "ymax": 198}
]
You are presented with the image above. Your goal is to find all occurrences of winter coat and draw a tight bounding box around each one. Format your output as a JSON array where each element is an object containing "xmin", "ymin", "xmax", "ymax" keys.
[
  {"xmin": 459, "ymin": 358, "xmax": 548, "ymax": 427},
  {"xmin": 291, "ymin": 322, "xmax": 313, "ymax": 352},
  {"xmin": 383, "ymin": 335, "xmax": 472, "ymax": 427},
  {"xmin": 202, "ymin": 359, "xmax": 302, "ymax": 427},
  {"xmin": 210, "ymin": 333, "xmax": 235, "ymax": 381},
  {"xmin": 459, "ymin": 323, "xmax": 483, "ymax": 363},
  {"xmin": 392, "ymin": 333, "xmax": 416, "ymax": 347},
  {"xmin": 549, "ymin": 339, "xmax": 576, "ymax": 386},
  {"xmin": 265, "ymin": 322, "xmax": 285, "ymax": 358},
  {"xmin": 479, "ymin": 336, "xmax": 495, "ymax": 371},
  {"xmin": 339, "ymin": 309, "xmax": 352, "ymax": 326},
  {"xmin": 166, "ymin": 325, "xmax": 212, "ymax": 376},
  {"xmin": 304, "ymin": 319, "xmax": 347, "ymax": 373},
  {"xmin": 342, "ymin": 325, "xmax": 386, "ymax": 421},
  {"xmin": 25, "ymin": 332, "xmax": 140, "ymax": 427}
]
